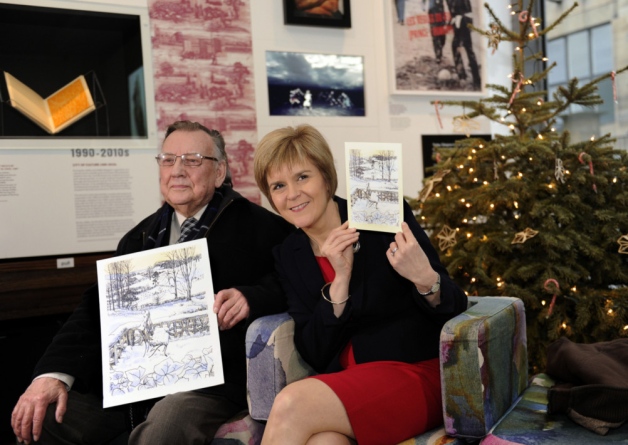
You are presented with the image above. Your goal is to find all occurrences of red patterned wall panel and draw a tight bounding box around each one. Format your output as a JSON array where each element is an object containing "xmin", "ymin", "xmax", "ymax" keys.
[{"xmin": 148, "ymin": 0, "xmax": 260, "ymax": 203}]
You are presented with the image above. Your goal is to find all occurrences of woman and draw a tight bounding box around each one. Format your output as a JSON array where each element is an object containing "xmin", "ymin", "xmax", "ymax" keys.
[{"xmin": 254, "ymin": 124, "xmax": 467, "ymax": 444}]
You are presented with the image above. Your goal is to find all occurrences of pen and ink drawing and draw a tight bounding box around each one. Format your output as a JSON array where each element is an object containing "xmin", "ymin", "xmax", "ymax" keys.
[
  {"xmin": 97, "ymin": 239, "xmax": 223, "ymax": 407},
  {"xmin": 346, "ymin": 142, "xmax": 403, "ymax": 233}
]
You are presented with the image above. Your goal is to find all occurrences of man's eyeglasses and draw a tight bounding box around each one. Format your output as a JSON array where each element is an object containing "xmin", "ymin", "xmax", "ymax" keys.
[{"xmin": 155, "ymin": 153, "xmax": 220, "ymax": 167}]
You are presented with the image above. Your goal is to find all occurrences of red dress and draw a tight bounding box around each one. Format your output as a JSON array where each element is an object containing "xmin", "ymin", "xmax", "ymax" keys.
[{"xmin": 310, "ymin": 256, "xmax": 443, "ymax": 445}]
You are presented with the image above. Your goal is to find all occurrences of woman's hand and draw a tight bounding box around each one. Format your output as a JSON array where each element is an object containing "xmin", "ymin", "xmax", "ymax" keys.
[
  {"xmin": 320, "ymin": 221, "xmax": 359, "ymax": 280},
  {"xmin": 320, "ymin": 221, "xmax": 358, "ymax": 315},
  {"xmin": 387, "ymin": 222, "xmax": 439, "ymax": 299}
]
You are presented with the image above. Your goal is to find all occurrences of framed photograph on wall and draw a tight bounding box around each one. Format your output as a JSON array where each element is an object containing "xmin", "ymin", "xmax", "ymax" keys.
[
  {"xmin": 283, "ymin": 0, "xmax": 351, "ymax": 28},
  {"xmin": 265, "ymin": 50, "xmax": 365, "ymax": 117},
  {"xmin": 385, "ymin": 0, "xmax": 485, "ymax": 96}
]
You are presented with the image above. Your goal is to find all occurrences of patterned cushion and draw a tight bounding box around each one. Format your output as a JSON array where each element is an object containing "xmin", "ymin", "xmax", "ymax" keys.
[
  {"xmin": 211, "ymin": 412, "xmax": 265, "ymax": 444},
  {"xmin": 441, "ymin": 297, "xmax": 528, "ymax": 439},
  {"xmin": 246, "ymin": 312, "xmax": 316, "ymax": 421},
  {"xmin": 399, "ymin": 427, "xmax": 472, "ymax": 444},
  {"xmin": 244, "ymin": 297, "xmax": 527, "ymax": 444},
  {"xmin": 481, "ymin": 373, "xmax": 628, "ymax": 444},
  {"xmin": 221, "ymin": 298, "xmax": 628, "ymax": 444}
]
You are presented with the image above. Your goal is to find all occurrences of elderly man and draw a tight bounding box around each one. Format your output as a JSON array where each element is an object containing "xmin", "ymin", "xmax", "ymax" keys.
[{"xmin": 11, "ymin": 121, "xmax": 293, "ymax": 444}]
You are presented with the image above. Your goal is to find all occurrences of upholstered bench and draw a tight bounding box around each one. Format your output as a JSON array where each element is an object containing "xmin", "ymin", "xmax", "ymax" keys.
[
  {"xmin": 480, "ymin": 373, "xmax": 628, "ymax": 444},
  {"xmin": 210, "ymin": 297, "xmax": 528, "ymax": 444}
]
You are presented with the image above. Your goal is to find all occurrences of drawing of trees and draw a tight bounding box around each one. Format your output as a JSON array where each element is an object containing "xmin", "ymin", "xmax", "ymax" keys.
[
  {"xmin": 105, "ymin": 259, "xmax": 134, "ymax": 310},
  {"xmin": 349, "ymin": 149, "xmax": 363, "ymax": 179},
  {"xmin": 163, "ymin": 246, "xmax": 201, "ymax": 301},
  {"xmin": 177, "ymin": 247, "xmax": 201, "ymax": 300},
  {"xmin": 164, "ymin": 250, "xmax": 182, "ymax": 300},
  {"xmin": 379, "ymin": 150, "xmax": 397, "ymax": 181},
  {"xmin": 103, "ymin": 245, "xmax": 204, "ymax": 314},
  {"xmin": 145, "ymin": 264, "xmax": 155, "ymax": 283}
]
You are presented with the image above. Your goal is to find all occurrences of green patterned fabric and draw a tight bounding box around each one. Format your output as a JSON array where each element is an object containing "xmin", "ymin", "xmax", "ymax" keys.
[
  {"xmin": 241, "ymin": 296, "xmax": 527, "ymax": 444},
  {"xmin": 480, "ymin": 373, "xmax": 628, "ymax": 444},
  {"xmin": 215, "ymin": 297, "xmax": 628, "ymax": 444},
  {"xmin": 440, "ymin": 297, "xmax": 528, "ymax": 439},
  {"xmin": 211, "ymin": 411, "xmax": 265, "ymax": 444}
]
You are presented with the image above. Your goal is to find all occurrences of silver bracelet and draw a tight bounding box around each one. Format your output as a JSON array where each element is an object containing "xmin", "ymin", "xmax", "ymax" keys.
[{"xmin": 321, "ymin": 282, "xmax": 350, "ymax": 305}]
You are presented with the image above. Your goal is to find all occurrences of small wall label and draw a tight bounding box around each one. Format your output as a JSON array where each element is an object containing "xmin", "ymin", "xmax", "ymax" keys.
[{"xmin": 57, "ymin": 258, "xmax": 75, "ymax": 269}]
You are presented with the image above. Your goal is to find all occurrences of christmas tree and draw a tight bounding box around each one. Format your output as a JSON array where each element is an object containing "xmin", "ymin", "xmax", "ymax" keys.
[{"xmin": 412, "ymin": 0, "xmax": 628, "ymax": 372}]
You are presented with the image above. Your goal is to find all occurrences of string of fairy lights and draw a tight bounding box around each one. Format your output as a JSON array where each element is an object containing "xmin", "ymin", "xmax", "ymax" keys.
[{"xmin": 419, "ymin": 1, "xmax": 628, "ymax": 334}]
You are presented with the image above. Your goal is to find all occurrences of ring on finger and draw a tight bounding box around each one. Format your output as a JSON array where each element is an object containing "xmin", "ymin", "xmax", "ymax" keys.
[{"xmin": 391, "ymin": 247, "xmax": 398, "ymax": 256}]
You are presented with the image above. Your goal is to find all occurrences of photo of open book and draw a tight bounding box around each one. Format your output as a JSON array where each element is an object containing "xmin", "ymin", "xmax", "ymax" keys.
[{"xmin": 4, "ymin": 71, "xmax": 96, "ymax": 134}]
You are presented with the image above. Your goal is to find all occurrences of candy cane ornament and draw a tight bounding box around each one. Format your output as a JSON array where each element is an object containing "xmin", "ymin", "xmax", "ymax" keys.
[
  {"xmin": 544, "ymin": 278, "xmax": 560, "ymax": 318},
  {"xmin": 579, "ymin": 151, "xmax": 597, "ymax": 193}
]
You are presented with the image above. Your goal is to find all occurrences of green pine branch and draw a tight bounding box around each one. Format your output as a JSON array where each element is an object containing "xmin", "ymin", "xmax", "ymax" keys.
[{"xmin": 420, "ymin": 4, "xmax": 628, "ymax": 373}]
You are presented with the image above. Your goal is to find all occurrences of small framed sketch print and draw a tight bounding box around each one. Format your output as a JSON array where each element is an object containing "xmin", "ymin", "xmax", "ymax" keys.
[{"xmin": 345, "ymin": 142, "xmax": 403, "ymax": 233}]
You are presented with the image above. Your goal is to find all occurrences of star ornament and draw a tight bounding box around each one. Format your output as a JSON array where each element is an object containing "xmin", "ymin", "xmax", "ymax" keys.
[
  {"xmin": 453, "ymin": 116, "xmax": 481, "ymax": 137},
  {"xmin": 618, "ymin": 235, "xmax": 628, "ymax": 254},
  {"xmin": 488, "ymin": 23, "xmax": 501, "ymax": 54},
  {"xmin": 433, "ymin": 169, "xmax": 451, "ymax": 181},
  {"xmin": 418, "ymin": 169, "xmax": 451, "ymax": 202},
  {"xmin": 555, "ymin": 158, "xmax": 566, "ymax": 184},
  {"xmin": 436, "ymin": 225, "xmax": 457, "ymax": 251},
  {"xmin": 512, "ymin": 228, "xmax": 539, "ymax": 244}
]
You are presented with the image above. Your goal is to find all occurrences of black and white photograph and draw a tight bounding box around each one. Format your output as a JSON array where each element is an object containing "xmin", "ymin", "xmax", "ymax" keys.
[
  {"xmin": 346, "ymin": 142, "xmax": 403, "ymax": 233},
  {"xmin": 283, "ymin": 0, "xmax": 351, "ymax": 28},
  {"xmin": 97, "ymin": 239, "xmax": 224, "ymax": 408},
  {"xmin": 386, "ymin": 0, "xmax": 485, "ymax": 95},
  {"xmin": 266, "ymin": 50, "xmax": 365, "ymax": 117}
]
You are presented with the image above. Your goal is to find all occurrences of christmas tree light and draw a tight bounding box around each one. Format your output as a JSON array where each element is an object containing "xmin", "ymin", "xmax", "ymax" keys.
[{"xmin": 411, "ymin": 0, "xmax": 628, "ymax": 372}]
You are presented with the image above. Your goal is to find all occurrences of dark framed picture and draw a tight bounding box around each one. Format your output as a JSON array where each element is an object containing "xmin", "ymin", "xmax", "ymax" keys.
[
  {"xmin": 283, "ymin": 0, "xmax": 351, "ymax": 28},
  {"xmin": 422, "ymin": 134, "xmax": 491, "ymax": 176}
]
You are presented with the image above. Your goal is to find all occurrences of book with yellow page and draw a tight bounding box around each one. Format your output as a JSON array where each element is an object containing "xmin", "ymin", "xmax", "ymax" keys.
[{"xmin": 4, "ymin": 71, "xmax": 96, "ymax": 134}]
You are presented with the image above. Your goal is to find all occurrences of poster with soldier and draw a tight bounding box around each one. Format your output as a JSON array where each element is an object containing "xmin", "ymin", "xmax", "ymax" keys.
[
  {"xmin": 386, "ymin": 0, "xmax": 485, "ymax": 95},
  {"xmin": 97, "ymin": 239, "xmax": 224, "ymax": 407}
]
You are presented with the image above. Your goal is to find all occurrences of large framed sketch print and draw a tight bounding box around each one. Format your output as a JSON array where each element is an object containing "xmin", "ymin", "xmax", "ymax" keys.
[
  {"xmin": 385, "ymin": 0, "xmax": 485, "ymax": 95},
  {"xmin": 97, "ymin": 239, "xmax": 224, "ymax": 408}
]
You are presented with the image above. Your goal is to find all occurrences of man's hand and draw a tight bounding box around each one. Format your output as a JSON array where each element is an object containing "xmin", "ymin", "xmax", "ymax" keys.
[
  {"xmin": 214, "ymin": 288, "xmax": 250, "ymax": 330},
  {"xmin": 12, "ymin": 377, "xmax": 68, "ymax": 444}
]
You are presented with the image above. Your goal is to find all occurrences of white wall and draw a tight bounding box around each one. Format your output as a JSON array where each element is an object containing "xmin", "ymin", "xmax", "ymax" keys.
[{"xmin": 251, "ymin": 0, "xmax": 512, "ymax": 208}]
